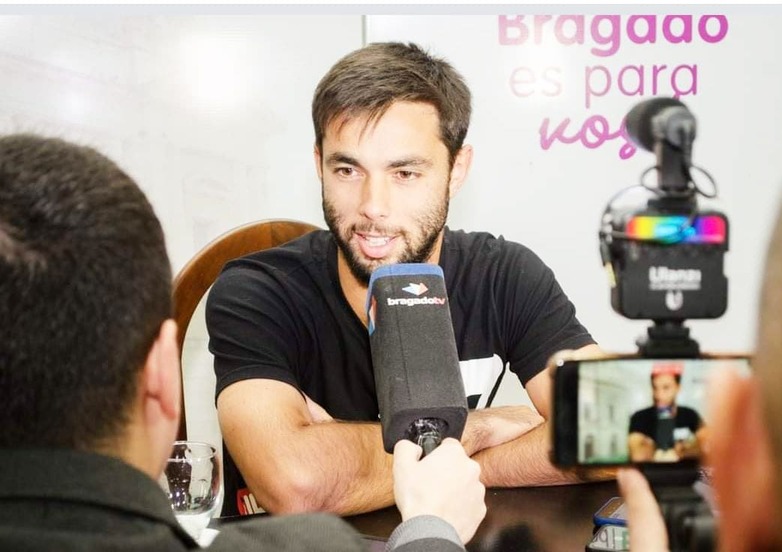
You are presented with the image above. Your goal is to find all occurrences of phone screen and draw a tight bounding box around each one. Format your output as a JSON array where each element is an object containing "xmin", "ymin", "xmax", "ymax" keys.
[{"xmin": 552, "ymin": 356, "xmax": 750, "ymax": 466}]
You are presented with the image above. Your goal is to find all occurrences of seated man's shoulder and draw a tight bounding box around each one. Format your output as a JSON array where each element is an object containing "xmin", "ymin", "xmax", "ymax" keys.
[
  {"xmin": 444, "ymin": 228, "xmax": 545, "ymax": 277},
  {"xmin": 445, "ymin": 228, "xmax": 534, "ymax": 258},
  {"xmin": 211, "ymin": 230, "xmax": 331, "ymax": 291},
  {"xmin": 678, "ymin": 405, "xmax": 703, "ymax": 423},
  {"xmin": 631, "ymin": 406, "xmax": 656, "ymax": 422}
]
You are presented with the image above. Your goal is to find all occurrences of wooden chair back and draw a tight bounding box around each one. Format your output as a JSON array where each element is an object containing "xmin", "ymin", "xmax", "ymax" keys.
[{"xmin": 172, "ymin": 219, "xmax": 320, "ymax": 440}]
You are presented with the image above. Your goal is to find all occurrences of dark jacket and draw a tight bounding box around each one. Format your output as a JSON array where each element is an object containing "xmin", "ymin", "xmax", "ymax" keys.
[{"xmin": 0, "ymin": 448, "xmax": 463, "ymax": 552}]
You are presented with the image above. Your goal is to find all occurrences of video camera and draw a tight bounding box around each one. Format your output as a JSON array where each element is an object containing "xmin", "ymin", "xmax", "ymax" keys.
[
  {"xmin": 552, "ymin": 97, "xmax": 741, "ymax": 551},
  {"xmin": 598, "ymin": 97, "xmax": 729, "ymax": 358}
]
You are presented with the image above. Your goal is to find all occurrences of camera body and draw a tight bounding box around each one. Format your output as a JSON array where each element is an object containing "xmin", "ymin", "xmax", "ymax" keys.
[
  {"xmin": 604, "ymin": 208, "xmax": 729, "ymax": 321},
  {"xmin": 599, "ymin": 96, "xmax": 729, "ymax": 329}
]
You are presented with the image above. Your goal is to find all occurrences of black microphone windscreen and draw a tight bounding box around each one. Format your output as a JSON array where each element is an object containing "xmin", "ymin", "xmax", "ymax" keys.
[
  {"xmin": 367, "ymin": 263, "xmax": 468, "ymax": 453},
  {"xmin": 625, "ymin": 97, "xmax": 686, "ymax": 152}
]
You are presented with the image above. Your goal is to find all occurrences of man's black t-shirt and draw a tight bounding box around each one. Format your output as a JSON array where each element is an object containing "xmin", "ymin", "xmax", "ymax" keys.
[
  {"xmin": 629, "ymin": 405, "xmax": 703, "ymax": 450},
  {"xmin": 206, "ymin": 227, "xmax": 594, "ymax": 515}
]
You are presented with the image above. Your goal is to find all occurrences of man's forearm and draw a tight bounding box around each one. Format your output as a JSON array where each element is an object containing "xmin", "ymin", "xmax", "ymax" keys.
[
  {"xmin": 471, "ymin": 422, "xmax": 574, "ymax": 487},
  {"xmin": 252, "ymin": 408, "xmax": 543, "ymax": 515},
  {"xmin": 471, "ymin": 422, "xmax": 615, "ymax": 487},
  {"xmin": 245, "ymin": 420, "xmax": 394, "ymax": 515}
]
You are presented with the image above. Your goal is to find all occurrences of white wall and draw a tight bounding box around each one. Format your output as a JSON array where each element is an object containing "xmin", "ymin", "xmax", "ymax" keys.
[{"xmin": 0, "ymin": 15, "xmax": 363, "ymax": 270}]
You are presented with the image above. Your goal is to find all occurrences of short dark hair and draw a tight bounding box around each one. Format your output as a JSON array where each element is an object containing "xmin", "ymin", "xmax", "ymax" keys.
[
  {"xmin": 650, "ymin": 373, "xmax": 682, "ymax": 386},
  {"xmin": 312, "ymin": 42, "xmax": 472, "ymax": 166},
  {"xmin": 0, "ymin": 134, "xmax": 172, "ymax": 450}
]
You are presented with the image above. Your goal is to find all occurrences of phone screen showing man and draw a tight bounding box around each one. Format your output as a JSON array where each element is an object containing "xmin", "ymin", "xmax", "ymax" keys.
[{"xmin": 573, "ymin": 358, "xmax": 749, "ymax": 465}]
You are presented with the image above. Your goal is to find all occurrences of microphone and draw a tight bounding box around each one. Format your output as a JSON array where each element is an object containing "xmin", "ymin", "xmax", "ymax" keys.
[
  {"xmin": 625, "ymin": 97, "xmax": 697, "ymax": 152},
  {"xmin": 367, "ymin": 263, "xmax": 468, "ymax": 456},
  {"xmin": 655, "ymin": 406, "xmax": 676, "ymax": 451}
]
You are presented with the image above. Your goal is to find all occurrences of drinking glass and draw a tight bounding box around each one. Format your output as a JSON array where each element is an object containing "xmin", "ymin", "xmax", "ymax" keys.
[{"xmin": 159, "ymin": 440, "xmax": 222, "ymax": 543}]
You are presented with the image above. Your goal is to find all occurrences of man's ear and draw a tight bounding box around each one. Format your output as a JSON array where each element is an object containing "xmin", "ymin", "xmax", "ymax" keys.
[
  {"xmin": 142, "ymin": 319, "xmax": 181, "ymax": 426},
  {"xmin": 448, "ymin": 144, "xmax": 473, "ymax": 198},
  {"xmin": 314, "ymin": 144, "xmax": 323, "ymax": 181},
  {"xmin": 709, "ymin": 370, "xmax": 779, "ymax": 550}
]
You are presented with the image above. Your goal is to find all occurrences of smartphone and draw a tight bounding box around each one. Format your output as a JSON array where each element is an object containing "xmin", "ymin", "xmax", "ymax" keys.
[
  {"xmin": 586, "ymin": 524, "xmax": 630, "ymax": 551},
  {"xmin": 593, "ymin": 496, "xmax": 626, "ymax": 527},
  {"xmin": 551, "ymin": 355, "xmax": 751, "ymax": 467}
]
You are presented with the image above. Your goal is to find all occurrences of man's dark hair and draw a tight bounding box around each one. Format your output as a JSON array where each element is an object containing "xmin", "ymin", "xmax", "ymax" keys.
[
  {"xmin": 312, "ymin": 42, "xmax": 472, "ymax": 166},
  {"xmin": 0, "ymin": 134, "xmax": 172, "ymax": 451},
  {"xmin": 650, "ymin": 374, "xmax": 682, "ymax": 385}
]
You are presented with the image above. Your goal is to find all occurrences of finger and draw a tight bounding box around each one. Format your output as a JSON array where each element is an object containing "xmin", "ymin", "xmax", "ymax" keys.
[
  {"xmin": 617, "ymin": 468, "xmax": 668, "ymax": 550},
  {"xmin": 417, "ymin": 438, "xmax": 461, "ymax": 465},
  {"xmin": 438, "ymin": 437, "xmax": 461, "ymax": 448},
  {"xmin": 393, "ymin": 439, "xmax": 423, "ymax": 469},
  {"xmin": 431, "ymin": 437, "xmax": 467, "ymax": 457}
]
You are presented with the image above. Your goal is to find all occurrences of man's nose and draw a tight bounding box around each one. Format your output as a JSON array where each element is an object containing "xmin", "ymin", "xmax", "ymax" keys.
[{"xmin": 359, "ymin": 176, "xmax": 390, "ymax": 221}]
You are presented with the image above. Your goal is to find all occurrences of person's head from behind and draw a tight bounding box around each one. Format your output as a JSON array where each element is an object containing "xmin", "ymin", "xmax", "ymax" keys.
[
  {"xmin": 699, "ymin": 203, "xmax": 782, "ymax": 551},
  {"xmin": 0, "ymin": 134, "xmax": 179, "ymax": 477},
  {"xmin": 311, "ymin": 42, "xmax": 474, "ymax": 285}
]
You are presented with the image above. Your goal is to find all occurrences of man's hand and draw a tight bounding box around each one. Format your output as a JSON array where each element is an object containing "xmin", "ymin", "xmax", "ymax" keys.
[
  {"xmin": 617, "ymin": 468, "xmax": 669, "ymax": 552},
  {"xmin": 674, "ymin": 436, "xmax": 703, "ymax": 459},
  {"xmin": 463, "ymin": 406, "xmax": 544, "ymax": 455},
  {"xmin": 628, "ymin": 432, "xmax": 657, "ymax": 462},
  {"xmin": 393, "ymin": 438, "xmax": 486, "ymax": 544}
]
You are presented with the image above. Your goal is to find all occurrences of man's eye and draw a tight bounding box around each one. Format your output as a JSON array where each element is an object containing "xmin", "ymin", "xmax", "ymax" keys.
[
  {"xmin": 335, "ymin": 167, "xmax": 356, "ymax": 177},
  {"xmin": 396, "ymin": 170, "xmax": 417, "ymax": 181}
]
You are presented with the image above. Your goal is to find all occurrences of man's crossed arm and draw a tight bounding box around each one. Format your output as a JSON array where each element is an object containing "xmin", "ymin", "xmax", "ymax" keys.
[{"xmin": 217, "ymin": 344, "xmax": 608, "ymax": 515}]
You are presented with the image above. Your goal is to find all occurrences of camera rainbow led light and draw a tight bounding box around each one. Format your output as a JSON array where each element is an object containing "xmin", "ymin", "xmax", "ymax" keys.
[{"xmin": 625, "ymin": 215, "xmax": 726, "ymax": 244}]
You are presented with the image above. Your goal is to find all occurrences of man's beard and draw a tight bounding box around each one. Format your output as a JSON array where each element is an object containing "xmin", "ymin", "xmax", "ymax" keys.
[{"xmin": 322, "ymin": 191, "xmax": 449, "ymax": 286}]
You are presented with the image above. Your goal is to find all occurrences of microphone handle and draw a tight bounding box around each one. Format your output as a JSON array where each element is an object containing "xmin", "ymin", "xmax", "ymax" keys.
[
  {"xmin": 407, "ymin": 418, "xmax": 448, "ymax": 457},
  {"xmin": 417, "ymin": 431, "xmax": 442, "ymax": 457}
]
